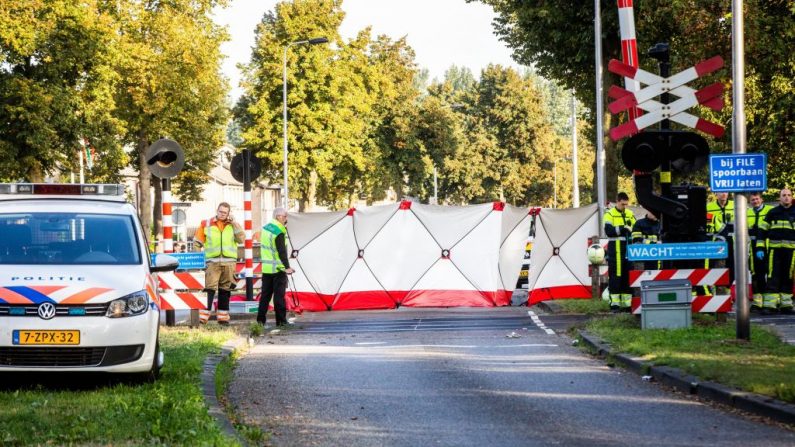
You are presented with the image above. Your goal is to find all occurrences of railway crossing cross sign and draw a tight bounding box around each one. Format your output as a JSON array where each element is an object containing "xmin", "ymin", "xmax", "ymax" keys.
[{"xmin": 608, "ymin": 56, "xmax": 725, "ymax": 141}]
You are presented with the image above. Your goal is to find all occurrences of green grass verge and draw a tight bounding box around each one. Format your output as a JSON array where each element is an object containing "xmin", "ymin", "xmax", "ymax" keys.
[
  {"xmin": 552, "ymin": 298, "xmax": 611, "ymax": 315},
  {"xmin": 585, "ymin": 314, "xmax": 795, "ymax": 403},
  {"xmin": 0, "ymin": 326, "xmax": 239, "ymax": 446}
]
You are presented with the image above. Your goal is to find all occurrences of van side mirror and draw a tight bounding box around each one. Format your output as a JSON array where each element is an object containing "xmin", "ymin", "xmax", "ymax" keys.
[{"xmin": 151, "ymin": 254, "xmax": 179, "ymax": 273}]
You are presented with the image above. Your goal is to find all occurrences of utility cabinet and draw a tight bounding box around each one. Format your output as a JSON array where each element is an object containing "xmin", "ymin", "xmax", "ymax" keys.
[{"xmin": 640, "ymin": 279, "xmax": 692, "ymax": 330}]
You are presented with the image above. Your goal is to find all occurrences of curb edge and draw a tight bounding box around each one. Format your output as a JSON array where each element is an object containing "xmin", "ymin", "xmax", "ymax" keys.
[
  {"xmin": 578, "ymin": 330, "xmax": 795, "ymax": 426},
  {"xmin": 202, "ymin": 336, "xmax": 251, "ymax": 447}
]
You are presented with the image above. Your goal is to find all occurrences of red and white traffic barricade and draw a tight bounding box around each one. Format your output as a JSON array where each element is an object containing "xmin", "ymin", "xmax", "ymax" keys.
[
  {"xmin": 157, "ymin": 271, "xmax": 206, "ymax": 311},
  {"xmin": 157, "ymin": 261, "xmax": 264, "ymax": 312},
  {"xmin": 629, "ymin": 268, "xmax": 732, "ymax": 314}
]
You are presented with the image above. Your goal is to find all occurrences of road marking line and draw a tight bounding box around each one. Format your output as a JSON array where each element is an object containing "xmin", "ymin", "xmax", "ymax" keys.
[{"xmin": 528, "ymin": 310, "xmax": 556, "ymax": 335}]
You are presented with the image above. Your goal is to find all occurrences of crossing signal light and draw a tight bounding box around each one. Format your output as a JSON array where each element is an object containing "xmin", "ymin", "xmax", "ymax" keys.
[{"xmin": 621, "ymin": 130, "xmax": 709, "ymax": 173}]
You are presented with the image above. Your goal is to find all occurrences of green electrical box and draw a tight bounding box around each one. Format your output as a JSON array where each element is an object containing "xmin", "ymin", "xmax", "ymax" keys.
[{"xmin": 640, "ymin": 279, "xmax": 692, "ymax": 329}]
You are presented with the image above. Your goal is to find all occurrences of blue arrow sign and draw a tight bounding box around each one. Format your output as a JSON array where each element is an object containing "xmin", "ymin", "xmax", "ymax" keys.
[
  {"xmin": 709, "ymin": 153, "xmax": 767, "ymax": 192},
  {"xmin": 627, "ymin": 242, "xmax": 728, "ymax": 261}
]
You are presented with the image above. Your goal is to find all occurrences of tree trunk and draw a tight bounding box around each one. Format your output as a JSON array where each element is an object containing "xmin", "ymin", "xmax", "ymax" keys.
[
  {"xmin": 298, "ymin": 190, "xmax": 307, "ymax": 212},
  {"xmin": 28, "ymin": 160, "xmax": 44, "ymax": 183},
  {"xmin": 307, "ymin": 170, "xmax": 318, "ymax": 211},
  {"xmin": 137, "ymin": 132, "xmax": 152, "ymax": 246}
]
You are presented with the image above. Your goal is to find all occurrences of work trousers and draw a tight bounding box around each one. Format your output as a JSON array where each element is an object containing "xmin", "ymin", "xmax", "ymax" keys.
[
  {"xmin": 750, "ymin": 249, "xmax": 767, "ymax": 308},
  {"xmin": 258, "ymin": 272, "xmax": 288, "ymax": 325},
  {"xmin": 607, "ymin": 240, "xmax": 631, "ymax": 308},
  {"xmin": 765, "ymin": 247, "xmax": 794, "ymax": 309}
]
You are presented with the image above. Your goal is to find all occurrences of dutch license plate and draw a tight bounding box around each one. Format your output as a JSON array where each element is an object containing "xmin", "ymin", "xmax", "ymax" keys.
[{"xmin": 12, "ymin": 330, "xmax": 80, "ymax": 345}]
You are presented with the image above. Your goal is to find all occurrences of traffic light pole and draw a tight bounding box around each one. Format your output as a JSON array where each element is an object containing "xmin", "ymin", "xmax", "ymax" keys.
[
  {"xmin": 650, "ymin": 43, "xmax": 672, "ymax": 200},
  {"xmin": 732, "ymin": 0, "xmax": 750, "ymax": 340},
  {"xmin": 243, "ymin": 149, "xmax": 254, "ymax": 302},
  {"xmin": 163, "ymin": 177, "xmax": 175, "ymax": 327}
]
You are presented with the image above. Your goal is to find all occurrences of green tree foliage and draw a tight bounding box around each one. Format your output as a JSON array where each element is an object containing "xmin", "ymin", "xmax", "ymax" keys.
[
  {"xmin": 478, "ymin": 0, "xmax": 794, "ymax": 197},
  {"xmin": 112, "ymin": 0, "xmax": 229, "ymax": 236},
  {"xmin": 0, "ymin": 0, "xmax": 126, "ymax": 182},
  {"xmin": 237, "ymin": 0, "xmax": 367, "ymax": 211},
  {"xmin": 431, "ymin": 65, "xmax": 562, "ymax": 206},
  {"xmin": 238, "ymin": 1, "xmax": 432, "ymax": 210}
]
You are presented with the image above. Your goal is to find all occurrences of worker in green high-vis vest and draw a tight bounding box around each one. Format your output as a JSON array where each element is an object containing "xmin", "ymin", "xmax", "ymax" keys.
[{"xmin": 257, "ymin": 207, "xmax": 294, "ymax": 327}]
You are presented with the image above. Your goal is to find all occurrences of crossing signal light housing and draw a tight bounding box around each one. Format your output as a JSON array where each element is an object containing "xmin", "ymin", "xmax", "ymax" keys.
[{"xmin": 621, "ymin": 130, "xmax": 709, "ymax": 173}]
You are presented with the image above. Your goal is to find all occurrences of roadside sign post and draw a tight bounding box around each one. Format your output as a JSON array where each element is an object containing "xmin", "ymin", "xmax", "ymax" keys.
[
  {"xmin": 145, "ymin": 139, "xmax": 185, "ymax": 327},
  {"xmin": 230, "ymin": 149, "xmax": 261, "ymax": 303},
  {"xmin": 710, "ymin": 157, "xmax": 766, "ymax": 341}
]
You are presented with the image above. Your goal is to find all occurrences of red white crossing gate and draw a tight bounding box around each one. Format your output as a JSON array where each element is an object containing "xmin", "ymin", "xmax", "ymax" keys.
[
  {"xmin": 157, "ymin": 261, "xmax": 264, "ymax": 310},
  {"xmin": 608, "ymin": 56, "xmax": 726, "ymax": 141},
  {"xmin": 628, "ymin": 268, "xmax": 732, "ymax": 314}
]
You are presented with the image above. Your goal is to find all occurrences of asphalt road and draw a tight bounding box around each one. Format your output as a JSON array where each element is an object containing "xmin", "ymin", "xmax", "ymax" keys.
[
  {"xmin": 752, "ymin": 313, "xmax": 795, "ymax": 345},
  {"xmin": 229, "ymin": 308, "xmax": 795, "ymax": 447}
]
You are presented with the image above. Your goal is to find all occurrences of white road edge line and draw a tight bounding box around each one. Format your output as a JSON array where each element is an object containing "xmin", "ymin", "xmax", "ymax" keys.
[{"xmin": 528, "ymin": 310, "xmax": 556, "ymax": 335}]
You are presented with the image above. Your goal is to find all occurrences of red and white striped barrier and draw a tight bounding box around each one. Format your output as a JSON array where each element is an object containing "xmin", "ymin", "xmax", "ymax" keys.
[
  {"xmin": 629, "ymin": 268, "xmax": 729, "ymax": 288},
  {"xmin": 160, "ymin": 292, "xmax": 206, "ymax": 311},
  {"xmin": 616, "ymin": 0, "xmax": 642, "ymax": 120},
  {"xmin": 236, "ymin": 262, "xmax": 262, "ymax": 274},
  {"xmin": 629, "ymin": 268, "xmax": 732, "ymax": 313},
  {"xmin": 631, "ymin": 294, "xmax": 732, "ymax": 314},
  {"xmin": 158, "ymin": 272, "xmax": 205, "ymax": 290},
  {"xmin": 157, "ymin": 262, "xmax": 266, "ymax": 309}
]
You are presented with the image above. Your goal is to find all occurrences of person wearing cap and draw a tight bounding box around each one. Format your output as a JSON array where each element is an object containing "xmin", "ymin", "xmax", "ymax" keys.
[{"xmin": 257, "ymin": 207, "xmax": 295, "ymax": 327}]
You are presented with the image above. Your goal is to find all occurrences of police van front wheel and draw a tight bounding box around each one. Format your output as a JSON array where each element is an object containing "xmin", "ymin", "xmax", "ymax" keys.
[{"xmin": 130, "ymin": 339, "xmax": 162, "ymax": 383}]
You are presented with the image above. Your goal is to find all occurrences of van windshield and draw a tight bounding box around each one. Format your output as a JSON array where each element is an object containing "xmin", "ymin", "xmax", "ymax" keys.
[{"xmin": 0, "ymin": 213, "xmax": 141, "ymax": 265}]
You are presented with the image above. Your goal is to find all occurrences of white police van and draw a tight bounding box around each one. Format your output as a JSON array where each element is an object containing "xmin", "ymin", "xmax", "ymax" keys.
[{"xmin": 0, "ymin": 183, "xmax": 178, "ymax": 380}]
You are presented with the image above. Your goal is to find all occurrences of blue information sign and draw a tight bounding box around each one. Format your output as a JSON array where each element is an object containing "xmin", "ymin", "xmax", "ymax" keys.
[
  {"xmin": 709, "ymin": 153, "xmax": 767, "ymax": 192},
  {"xmin": 627, "ymin": 242, "xmax": 728, "ymax": 261},
  {"xmin": 151, "ymin": 252, "xmax": 206, "ymax": 270}
]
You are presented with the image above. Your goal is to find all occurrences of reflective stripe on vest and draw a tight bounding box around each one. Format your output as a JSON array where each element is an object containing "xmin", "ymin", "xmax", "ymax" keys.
[
  {"xmin": 204, "ymin": 219, "xmax": 237, "ymax": 259},
  {"xmin": 261, "ymin": 220, "xmax": 287, "ymax": 274}
]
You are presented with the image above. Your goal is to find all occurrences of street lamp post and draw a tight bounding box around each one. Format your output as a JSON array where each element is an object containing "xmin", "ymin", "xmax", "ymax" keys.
[
  {"xmin": 554, "ymin": 156, "xmax": 572, "ymax": 208},
  {"xmin": 282, "ymin": 37, "xmax": 329, "ymax": 209}
]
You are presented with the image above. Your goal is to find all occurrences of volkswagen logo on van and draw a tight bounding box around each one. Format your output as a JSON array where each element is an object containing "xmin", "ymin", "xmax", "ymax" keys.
[{"xmin": 38, "ymin": 302, "xmax": 56, "ymax": 320}]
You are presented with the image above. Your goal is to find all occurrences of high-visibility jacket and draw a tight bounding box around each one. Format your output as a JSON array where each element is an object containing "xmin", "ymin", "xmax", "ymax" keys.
[
  {"xmin": 202, "ymin": 218, "xmax": 237, "ymax": 259},
  {"xmin": 757, "ymin": 204, "xmax": 795, "ymax": 249},
  {"xmin": 260, "ymin": 219, "xmax": 288, "ymax": 274},
  {"xmin": 604, "ymin": 207, "xmax": 636, "ymax": 241},
  {"xmin": 707, "ymin": 200, "xmax": 734, "ymax": 234},
  {"xmin": 748, "ymin": 204, "xmax": 773, "ymax": 246}
]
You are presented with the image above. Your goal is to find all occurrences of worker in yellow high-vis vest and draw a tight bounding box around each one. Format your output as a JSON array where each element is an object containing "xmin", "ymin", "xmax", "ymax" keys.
[
  {"xmin": 708, "ymin": 192, "xmax": 735, "ymax": 283},
  {"xmin": 194, "ymin": 202, "xmax": 244, "ymax": 325},
  {"xmin": 748, "ymin": 192, "xmax": 773, "ymax": 311},
  {"xmin": 256, "ymin": 207, "xmax": 295, "ymax": 327},
  {"xmin": 604, "ymin": 192, "xmax": 636, "ymax": 313}
]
